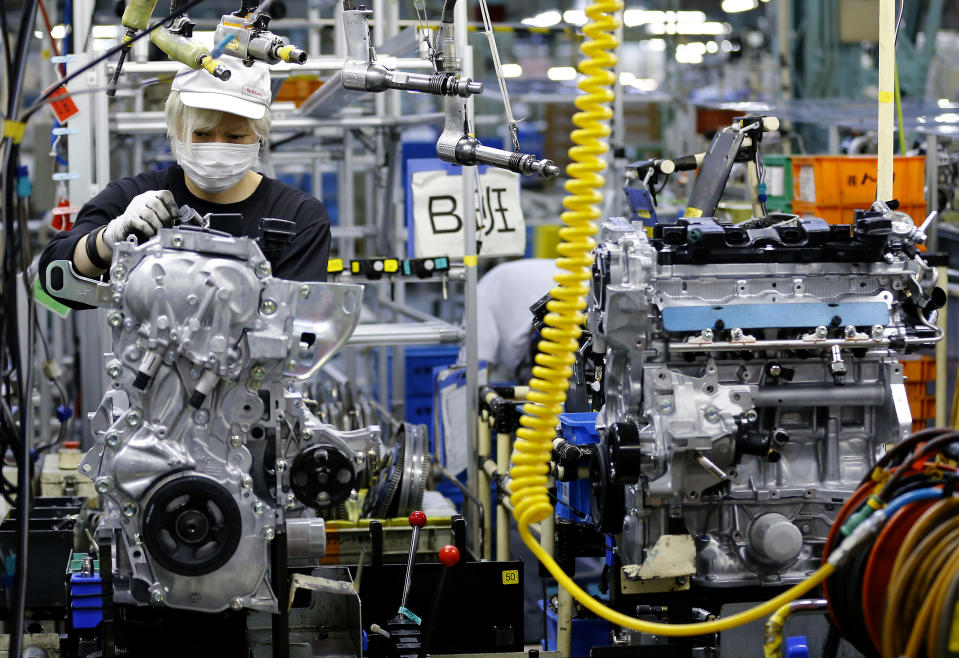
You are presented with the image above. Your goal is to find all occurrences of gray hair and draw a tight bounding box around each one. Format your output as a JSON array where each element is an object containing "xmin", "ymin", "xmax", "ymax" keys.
[{"xmin": 164, "ymin": 89, "xmax": 272, "ymax": 153}]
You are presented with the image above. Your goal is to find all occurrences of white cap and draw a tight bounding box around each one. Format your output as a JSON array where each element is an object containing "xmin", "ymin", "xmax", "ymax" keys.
[{"xmin": 171, "ymin": 59, "xmax": 272, "ymax": 120}]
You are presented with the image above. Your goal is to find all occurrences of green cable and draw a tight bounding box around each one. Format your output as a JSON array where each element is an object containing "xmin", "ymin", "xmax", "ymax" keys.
[{"xmin": 894, "ymin": 57, "xmax": 907, "ymax": 155}]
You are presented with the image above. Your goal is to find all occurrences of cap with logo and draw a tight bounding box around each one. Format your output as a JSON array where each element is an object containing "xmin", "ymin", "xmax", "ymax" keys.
[{"xmin": 171, "ymin": 59, "xmax": 272, "ymax": 120}]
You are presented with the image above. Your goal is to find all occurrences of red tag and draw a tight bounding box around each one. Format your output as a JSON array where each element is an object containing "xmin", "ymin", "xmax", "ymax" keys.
[
  {"xmin": 51, "ymin": 199, "xmax": 76, "ymax": 231},
  {"xmin": 49, "ymin": 86, "xmax": 79, "ymax": 123}
]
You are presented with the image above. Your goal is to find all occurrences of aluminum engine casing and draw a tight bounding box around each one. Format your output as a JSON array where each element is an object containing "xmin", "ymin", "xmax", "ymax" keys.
[
  {"xmin": 79, "ymin": 228, "xmax": 372, "ymax": 613},
  {"xmin": 588, "ymin": 215, "xmax": 940, "ymax": 588}
]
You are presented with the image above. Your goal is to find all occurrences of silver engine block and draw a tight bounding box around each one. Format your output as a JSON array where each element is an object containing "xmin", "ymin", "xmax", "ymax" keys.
[
  {"xmin": 75, "ymin": 228, "xmax": 376, "ymax": 613},
  {"xmin": 587, "ymin": 213, "xmax": 942, "ymax": 591}
]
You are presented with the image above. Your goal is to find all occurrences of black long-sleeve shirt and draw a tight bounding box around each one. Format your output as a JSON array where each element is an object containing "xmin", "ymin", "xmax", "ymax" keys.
[{"xmin": 38, "ymin": 165, "xmax": 332, "ymax": 309}]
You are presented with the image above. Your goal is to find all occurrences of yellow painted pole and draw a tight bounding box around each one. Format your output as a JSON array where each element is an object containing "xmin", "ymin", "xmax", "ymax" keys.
[{"xmin": 877, "ymin": 0, "xmax": 895, "ymax": 201}]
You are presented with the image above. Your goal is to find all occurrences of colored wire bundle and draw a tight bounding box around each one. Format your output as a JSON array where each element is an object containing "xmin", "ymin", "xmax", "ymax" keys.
[{"xmin": 821, "ymin": 429, "xmax": 959, "ymax": 657}]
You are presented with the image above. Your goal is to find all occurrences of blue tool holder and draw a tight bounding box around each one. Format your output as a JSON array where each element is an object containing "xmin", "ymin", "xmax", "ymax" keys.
[
  {"xmin": 556, "ymin": 412, "xmax": 599, "ymax": 522},
  {"xmin": 69, "ymin": 572, "xmax": 104, "ymax": 629}
]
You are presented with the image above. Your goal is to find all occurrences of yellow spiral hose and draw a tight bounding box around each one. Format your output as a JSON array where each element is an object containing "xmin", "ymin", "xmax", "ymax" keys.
[
  {"xmin": 509, "ymin": 0, "xmax": 618, "ymax": 540},
  {"xmin": 507, "ymin": 0, "xmax": 837, "ymax": 638}
]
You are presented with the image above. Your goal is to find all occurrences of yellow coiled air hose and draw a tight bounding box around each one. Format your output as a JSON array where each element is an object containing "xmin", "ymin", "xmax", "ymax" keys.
[{"xmin": 507, "ymin": 0, "xmax": 836, "ymax": 637}]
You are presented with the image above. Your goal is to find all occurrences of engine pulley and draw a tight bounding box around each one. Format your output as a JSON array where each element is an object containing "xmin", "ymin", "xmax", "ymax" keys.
[
  {"xmin": 142, "ymin": 475, "xmax": 243, "ymax": 577},
  {"xmin": 290, "ymin": 444, "xmax": 356, "ymax": 509}
]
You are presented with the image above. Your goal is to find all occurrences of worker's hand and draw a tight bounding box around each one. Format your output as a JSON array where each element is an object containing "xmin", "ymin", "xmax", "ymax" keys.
[{"xmin": 102, "ymin": 190, "xmax": 179, "ymax": 248}]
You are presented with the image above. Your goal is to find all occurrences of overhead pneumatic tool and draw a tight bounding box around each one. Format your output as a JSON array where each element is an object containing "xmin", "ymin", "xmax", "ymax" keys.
[
  {"xmin": 432, "ymin": 1, "xmax": 559, "ymax": 178},
  {"xmin": 334, "ymin": 0, "xmax": 558, "ymax": 178},
  {"xmin": 107, "ymin": 0, "xmax": 308, "ymax": 97},
  {"xmin": 340, "ymin": 0, "xmax": 482, "ymax": 97},
  {"xmin": 214, "ymin": 0, "xmax": 308, "ymax": 65},
  {"xmin": 107, "ymin": 0, "xmax": 232, "ymax": 96}
]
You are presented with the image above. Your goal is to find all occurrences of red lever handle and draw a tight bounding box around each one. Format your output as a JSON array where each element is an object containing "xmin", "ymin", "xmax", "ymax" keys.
[{"xmin": 438, "ymin": 544, "xmax": 460, "ymax": 567}]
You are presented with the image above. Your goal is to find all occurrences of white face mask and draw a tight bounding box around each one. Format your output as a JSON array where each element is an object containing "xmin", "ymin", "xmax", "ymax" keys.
[{"xmin": 174, "ymin": 141, "xmax": 260, "ymax": 194}]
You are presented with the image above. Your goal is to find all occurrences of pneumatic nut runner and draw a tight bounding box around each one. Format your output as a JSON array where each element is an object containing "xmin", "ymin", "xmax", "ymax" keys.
[{"xmin": 374, "ymin": 511, "xmax": 461, "ymax": 658}]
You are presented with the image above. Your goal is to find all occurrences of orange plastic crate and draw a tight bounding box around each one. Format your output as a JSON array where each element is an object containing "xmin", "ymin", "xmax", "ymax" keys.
[
  {"xmin": 791, "ymin": 155, "xmax": 925, "ymax": 225},
  {"xmin": 909, "ymin": 395, "xmax": 924, "ymax": 418},
  {"xmin": 792, "ymin": 155, "xmax": 925, "ymax": 207},
  {"xmin": 908, "ymin": 395, "xmax": 937, "ymax": 419},
  {"xmin": 905, "ymin": 380, "xmax": 925, "ymax": 399},
  {"xmin": 275, "ymin": 76, "xmax": 324, "ymax": 108},
  {"xmin": 901, "ymin": 356, "xmax": 936, "ymax": 382}
]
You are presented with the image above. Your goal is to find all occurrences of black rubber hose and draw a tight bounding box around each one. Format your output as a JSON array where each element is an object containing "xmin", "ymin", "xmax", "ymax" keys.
[
  {"xmin": 858, "ymin": 427, "xmax": 957, "ymax": 487},
  {"xmin": 6, "ymin": 0, "xmax": 40, "ymax": 118},
  {"xmin": 880, "ymin": 431, "xmax": 959, "ymax": 502},
  {"xmin": 4, "ymin": 7, "xmax": 40, "ymax": 657},
  {"xmin": 441, "ymin": 0, "xmax": 456, "ymax": 24}
]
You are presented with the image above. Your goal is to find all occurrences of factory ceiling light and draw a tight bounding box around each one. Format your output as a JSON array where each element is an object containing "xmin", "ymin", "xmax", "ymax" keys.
[
  {"xmin": 546, "ymin": 66, "xmax": 578, "ymax": 81},
  {"xmin": 563, "ymin": 10, "xmax": 588, "ymax": 26},
  {"xmin": 722, "ymin": 0, "xmax": 760, "ymax": 12},
  {"xmin": 646, "ymin": 21, "xmax": 731, "ymax": 35},
  {"xmin": 521, "ymin": 10, "xmax": 562, "ymax": 28}
]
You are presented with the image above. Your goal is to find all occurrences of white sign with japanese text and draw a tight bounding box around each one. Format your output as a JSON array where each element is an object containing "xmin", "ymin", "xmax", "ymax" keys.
[{"xmin": 410, "ymin": 167, "xmax": 526, "ymax": 258}]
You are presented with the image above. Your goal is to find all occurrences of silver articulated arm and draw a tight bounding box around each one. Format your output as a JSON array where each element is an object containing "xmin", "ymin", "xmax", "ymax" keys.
[
  {"xmin": 435, "ymin": 96, "xmax": 560, "ymax": 178},
  {"xmin": 340, "ymin": 1, "xmax": 482, "ymax": 97},
  {"xmin": 431, "ymin": 0, "xmax": 559, "ymax": 178}
]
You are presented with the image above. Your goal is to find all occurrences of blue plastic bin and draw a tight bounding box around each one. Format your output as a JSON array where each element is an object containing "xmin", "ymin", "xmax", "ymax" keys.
[
  {"xmin": 405, "ymin": 395, "xmax": 433, "ymax": 428},
  {"xmin": 556, "ymin": 412, "xmax": 599, "ymax": 521},
  {"xmin": 405, "ymin": 346, "xmax": 459, "ymax": 397},
  {"xmin": 559, "ymin": 412, "xmax": 599, "ymax": 445},
  {"xmin": 539, "ymin": 599, "xmax": 610, "ymax": 657}
]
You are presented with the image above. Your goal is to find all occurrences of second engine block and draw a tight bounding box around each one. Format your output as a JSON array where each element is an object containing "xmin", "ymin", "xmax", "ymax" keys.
[{"xmin": 587, "ymin": 211, "xmax": 942, "ymax": 590}]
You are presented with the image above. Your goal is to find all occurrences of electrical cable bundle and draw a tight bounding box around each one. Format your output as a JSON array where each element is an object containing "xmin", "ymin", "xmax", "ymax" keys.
[{"xmin": 821, "ymin": 427, "xmax": 959, "ymax": 658}]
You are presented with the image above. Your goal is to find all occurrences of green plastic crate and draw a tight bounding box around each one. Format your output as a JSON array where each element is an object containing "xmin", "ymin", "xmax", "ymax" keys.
[{"xmin": 763, "ymin": 154, "xmax": 792, "ymax": 213}]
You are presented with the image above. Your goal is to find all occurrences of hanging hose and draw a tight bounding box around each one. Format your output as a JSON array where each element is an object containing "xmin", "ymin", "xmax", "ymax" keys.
[
  {"xmin": 509, "ymin": 0, "xmax": 618, "ymax": 539},
  {"xmin": 508, "ymin": 0, "xmax": 847, "ymax": 638}
]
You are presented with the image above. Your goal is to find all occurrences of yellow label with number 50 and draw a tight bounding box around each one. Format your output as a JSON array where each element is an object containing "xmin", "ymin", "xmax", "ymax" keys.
[{"xmin": 501, "ymin": 569, "xmax": 519, "ymax": 585}]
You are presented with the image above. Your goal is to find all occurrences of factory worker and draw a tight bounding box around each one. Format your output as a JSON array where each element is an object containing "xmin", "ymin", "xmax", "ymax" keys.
[
  {"xmin": 39, "ymin": 58, "xmax": 331, "ymax": 308},
  {"xmin": 465, "ymin": 258, "xmax": 558, "ymax": 381}
]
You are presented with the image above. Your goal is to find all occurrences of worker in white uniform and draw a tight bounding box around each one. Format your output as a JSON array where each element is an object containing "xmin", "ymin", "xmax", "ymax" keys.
[{"xmin": 466, "ymin": 258, "xmax": 558, "ymax": 381}]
